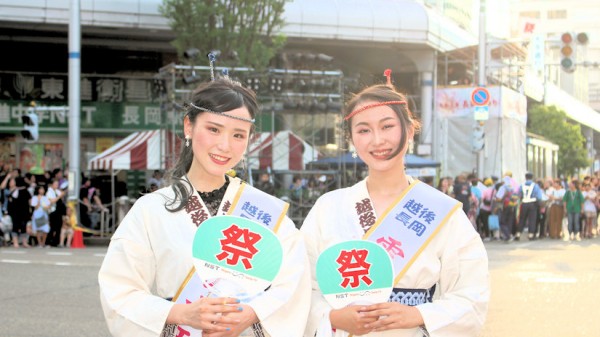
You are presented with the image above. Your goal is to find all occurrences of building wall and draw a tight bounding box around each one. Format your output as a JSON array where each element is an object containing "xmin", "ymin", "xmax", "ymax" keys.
[{"xmin": 511, "ymin": 0, "xmax": 600, "ymax": 109}]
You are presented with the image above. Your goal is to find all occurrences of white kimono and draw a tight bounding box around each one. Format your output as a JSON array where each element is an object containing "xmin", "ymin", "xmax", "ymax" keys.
[
  {"xmin": 301, "ymin": 179, "xmax": 489, "ymax": 337},
  {"xmin": 98, "ymin": 177, "xmax": 311, "ymax": 337}
]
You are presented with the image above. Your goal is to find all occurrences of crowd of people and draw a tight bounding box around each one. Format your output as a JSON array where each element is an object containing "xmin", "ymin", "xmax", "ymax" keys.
[
  {"xmin": 0, "ymin": 165, "xmax": 109, "ymax": 248},
  {"xmin": 0, "ymin": 167, "xmax": 69, "ymax": 248},
  {"xmin": 436, "ymin": 171, "xmax": 600, "ymax": 243}
]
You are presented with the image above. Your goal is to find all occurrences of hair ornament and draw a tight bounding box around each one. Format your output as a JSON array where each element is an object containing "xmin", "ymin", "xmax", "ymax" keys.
[
  {"xmin": 185, "ymin": 102, "xmax": 255, "ymax": 124},
  {"xmin": 207, "ymin": 52, "xmax": 217, "ymax": 81},
  {"xmin": 384, "ymin": 68, "xmax": 393, "ymax": 87}
]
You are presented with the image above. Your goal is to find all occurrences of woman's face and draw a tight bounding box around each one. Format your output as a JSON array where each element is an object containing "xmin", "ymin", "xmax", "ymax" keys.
[
  {"xmin": 37, "ymin": 186, "xmax": 45, "ymax": 195},
  {"xmin": 349, "ymin": 101, "xmax": 412, "ymax": 174},
  {"xmin": 184, "ymin": 107, "xmax": 252, "ymax": 180}
]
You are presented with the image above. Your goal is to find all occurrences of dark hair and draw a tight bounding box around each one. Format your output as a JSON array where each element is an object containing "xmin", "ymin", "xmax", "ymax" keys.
[
  {"xmin": 344, "ymin": 84, "xmax": 421, "ymax": 161},
  {"xmin": 164, "ymin": 78, "xmax": 259, "ymax": 213}
]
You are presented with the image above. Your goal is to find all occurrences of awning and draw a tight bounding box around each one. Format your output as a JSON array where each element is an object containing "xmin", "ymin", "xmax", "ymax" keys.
[
  {"xmin": 247, "ymin": 131, "xmax": 319, "ymax": 171},
  {"xmin": 88, "ymin": 130, "xmax": 181, "ymax": 170}
]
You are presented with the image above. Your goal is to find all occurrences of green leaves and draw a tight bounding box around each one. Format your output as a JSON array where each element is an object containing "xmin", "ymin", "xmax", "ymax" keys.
[
  {"xmin": 160, "ymin": 0, "xmax": 289, "ymax": 70},
  {"xmin": 527, "ymin": 104, "xmax": 590, "ymax": 176}
]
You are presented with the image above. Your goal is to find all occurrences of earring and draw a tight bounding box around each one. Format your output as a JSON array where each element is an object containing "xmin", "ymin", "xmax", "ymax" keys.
[
  {"xmin": 185, "ymin": 136, "xmax": 190, "ymax": 148},
  {"xmin": 351, "ymin": 151, "xmax": 357, "ymax": 159}
]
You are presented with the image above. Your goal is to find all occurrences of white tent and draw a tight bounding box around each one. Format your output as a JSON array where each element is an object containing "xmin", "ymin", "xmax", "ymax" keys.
[
  {"xmin": 87, "ymin": 129, "xmax": 181, "ymax": 234},
  {"xmin": 434, "ymin": 85, "xmax": 527, "ymax": 180},
  {"xmin": 88, "ymin": 129, "xmax": 180, "ymax": 170}
]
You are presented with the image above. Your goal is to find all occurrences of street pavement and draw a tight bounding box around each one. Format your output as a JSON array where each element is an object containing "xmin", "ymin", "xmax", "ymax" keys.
[{"xmin": 1, "ymin": 237, "xmax": 599, "ymax": 337}]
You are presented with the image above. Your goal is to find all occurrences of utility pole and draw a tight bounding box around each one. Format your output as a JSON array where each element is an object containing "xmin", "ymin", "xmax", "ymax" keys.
[
  {"xmin": 68, "ymin": 0, "xmax": 81, "ymax": 202},
  {"xmin": 476, "ymin": 0, "xmax": 486, "ymax": 178}
]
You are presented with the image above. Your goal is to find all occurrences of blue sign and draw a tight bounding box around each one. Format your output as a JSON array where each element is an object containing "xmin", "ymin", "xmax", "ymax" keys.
[{"xmin": 471, "ymin": 87, "xmax": 491, "ymax": 106}]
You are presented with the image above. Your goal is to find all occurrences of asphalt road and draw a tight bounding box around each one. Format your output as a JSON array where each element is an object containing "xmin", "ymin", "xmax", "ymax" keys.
[{"xmin": 1, "ymin": 237, "xmax": 599, "ymax": 337}]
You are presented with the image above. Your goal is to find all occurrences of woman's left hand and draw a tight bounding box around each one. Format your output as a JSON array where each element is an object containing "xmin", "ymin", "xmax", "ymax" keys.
[
  {"xmin": 202, "ymin": 304, "xmax": 258, "ymax": 337},
  {"xmin": 360, "ymin": 302, "xmax": 424, "ymax": 332}
]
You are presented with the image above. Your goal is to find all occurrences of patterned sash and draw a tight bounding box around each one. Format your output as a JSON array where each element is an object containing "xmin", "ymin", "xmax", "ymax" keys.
[
  {"xmin": 162, "ymin": 177, "xmax": 289, "ymax": 337},
  {"xmin": 359, "ymin": 180, "xmax": 461, "ymax": 285}
]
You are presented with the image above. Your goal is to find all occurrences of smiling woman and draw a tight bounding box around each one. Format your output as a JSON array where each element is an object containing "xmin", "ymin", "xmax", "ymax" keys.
[
  {"xmin": 98, "ymin": 78, "xmax": 311, "ymax": 337},
  {"xmin": 301, "ymin": 73, "xmax": 489, "ymax": 337}
]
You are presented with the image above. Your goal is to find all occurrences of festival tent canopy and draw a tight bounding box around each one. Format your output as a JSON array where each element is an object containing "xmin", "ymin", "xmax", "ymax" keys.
[
  {"xmin": 247, "ymin": 131, "xmax": 319, "ymax": 171},
  {"xmin": 88, "ymin": 130, "xmax": 180, "ymax": 171}
]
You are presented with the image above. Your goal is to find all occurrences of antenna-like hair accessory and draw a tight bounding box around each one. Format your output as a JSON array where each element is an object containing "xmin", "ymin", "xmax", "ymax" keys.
[
  {"xmin": 207, "ymin": 52, "xmax": 217, "ymax": 81},
  {"xmin": 384, "ymin": 68, "xmax": 393, "ymax": 87}
]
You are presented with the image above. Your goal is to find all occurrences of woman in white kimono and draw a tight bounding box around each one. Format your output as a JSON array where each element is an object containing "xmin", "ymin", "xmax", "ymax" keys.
[
  {"xmin": 301, "ymin": 79, "xmax": 489, "ymax": 337},
  {"xmin": 99, "ymin": 78, "xmax": 310, "ymax": 337}
]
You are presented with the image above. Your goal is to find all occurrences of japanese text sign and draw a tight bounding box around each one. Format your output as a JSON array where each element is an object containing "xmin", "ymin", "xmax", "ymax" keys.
[
  {"xmin": 192, "ymin": 215, "xmax": 283, "ymax": 300},
  {"xmin": 316, "ymin": 240, "xmax": 393, "ymax": 309}
]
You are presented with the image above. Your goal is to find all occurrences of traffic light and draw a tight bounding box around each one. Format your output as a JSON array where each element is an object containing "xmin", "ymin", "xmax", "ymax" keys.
[
  {"xmin": 472, "ymin": 122, "xmax": 485, "ymax": 152},
  {"xmin": 560, "ymin": 32, "xmax": 575, "ymax": 73},
  {"xmin": 21, "ymin": 110, "xmax": 39, "ymax": 142},
  {"xmin": 559, "ymin": 32, "xmax": 589, "ymax": 73}
]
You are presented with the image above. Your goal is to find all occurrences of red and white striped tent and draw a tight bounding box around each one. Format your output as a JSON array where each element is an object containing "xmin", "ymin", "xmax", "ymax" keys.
[
  {"xmin": 88, "ymin": 130, "xmax": 181, "ymax": 170},
  {"xmin": 247, "ymin": 130, "xmax": 319, "ymax": 171}
]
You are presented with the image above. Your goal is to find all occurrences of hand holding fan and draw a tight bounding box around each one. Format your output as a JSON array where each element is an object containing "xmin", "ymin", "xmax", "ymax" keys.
[
  {"xmin": 192, "ymin": 215, "xmax": 283, "ymax": 302},
  {"xmin": 316, "ymin": 240, "xmax": 393, "ymax": 309}
]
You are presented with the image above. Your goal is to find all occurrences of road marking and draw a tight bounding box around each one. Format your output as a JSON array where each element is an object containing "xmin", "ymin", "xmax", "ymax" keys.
[
  {"xmin": 93, "ymin": 253, "xmax": 106, "ymax": 257},
  {"xmin": 536, "ymin": 277, "xmax": 577, "ymax": 283},
  {"xmin": 55, "ymin": 262, "xmax": 72, "ymax": 266},
  {"xmin": 47, "ymin": 252, "xmax": 73, "ymax": 256},
  {"xmin": 1, "ymin": 250, "xmax": 26, "ymax": 254},
  {"xmin": 1, "ymin": 259, "xmax": 31, "ymax": 264}
]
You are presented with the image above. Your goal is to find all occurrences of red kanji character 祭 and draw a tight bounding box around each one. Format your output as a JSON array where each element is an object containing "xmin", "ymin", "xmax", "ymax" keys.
[
  {"xmin": 215, "ymin": 224, "xmax": 262, "ymax": 269},
  {"xmin": 336, "ymin": 249, "xmax": 373, "ymax": 288},
  {"xmin": 376, "ymin": 236, "xmax": 405, "ymax": 259}
]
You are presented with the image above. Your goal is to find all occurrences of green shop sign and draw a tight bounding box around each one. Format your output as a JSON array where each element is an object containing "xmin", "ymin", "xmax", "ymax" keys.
[{"xmin": 0, "ymin": 100, "xmax": 182, "ymax": 133}]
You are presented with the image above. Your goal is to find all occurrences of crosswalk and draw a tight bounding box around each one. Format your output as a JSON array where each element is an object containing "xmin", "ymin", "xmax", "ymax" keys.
[{"xmin": 0, "ymin": 247, "xmax": 106, "ymax": 266}]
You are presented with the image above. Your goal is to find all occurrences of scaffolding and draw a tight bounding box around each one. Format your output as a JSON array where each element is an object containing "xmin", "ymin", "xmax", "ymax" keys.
[{"xmin": 155, "ymin": 62, "xmax": 346, "ymax": 226}]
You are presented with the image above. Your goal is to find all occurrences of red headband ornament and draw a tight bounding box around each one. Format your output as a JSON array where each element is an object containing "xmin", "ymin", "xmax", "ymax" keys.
[{"xmin": 344, "ymin": 101, "xmax": 407, "ymax": 120}]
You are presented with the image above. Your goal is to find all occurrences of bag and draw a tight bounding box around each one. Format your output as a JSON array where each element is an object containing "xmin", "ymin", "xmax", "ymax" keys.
[
  {"xmin": 488, "ymin": 214, "xmax": 500, "ymax": 231},
  {"xmin": 1, "ymin": 214, "xmax": 12, "ymax": 232},
  {"xmin": 34, "ymin": 215, "xmax": 47, "ymax": 227}
]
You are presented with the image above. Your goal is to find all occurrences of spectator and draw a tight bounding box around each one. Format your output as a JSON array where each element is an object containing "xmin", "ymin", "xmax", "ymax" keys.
[
  {"xmin": 255, "ymin": 172, "xmax": 275, "ymax": 195},
  {"xmin": 148, "ymin": 170, "xmax": 165, "ymax": 190},
  {"xmin": 46, "ymin": 178, "xmax": 67, "ymax": 246},
  {"xmin": 563, "ymin": 180, "xmax": 584, "ymax": 241},
  {"xmin": 31, "ymin": 185, "xmax": 51, "ymax": 247}
]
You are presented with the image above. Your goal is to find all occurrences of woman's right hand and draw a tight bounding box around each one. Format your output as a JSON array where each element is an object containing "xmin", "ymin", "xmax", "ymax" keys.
[
  {"xmin": 167, "ymin": 297, "xmax": 242, "ymax": 332},
  {"xmin": 330, "ymin": 305, "xmax": 377, "ymax": 336}
]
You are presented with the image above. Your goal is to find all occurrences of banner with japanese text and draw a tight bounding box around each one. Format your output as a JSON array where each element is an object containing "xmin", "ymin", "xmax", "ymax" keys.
[{"xmin": 364, "ymin": 180, "xmax": 461, "ymax": 284}]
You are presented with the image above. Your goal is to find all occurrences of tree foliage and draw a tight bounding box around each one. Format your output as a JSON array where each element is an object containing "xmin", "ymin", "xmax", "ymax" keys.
[
  {"xmin": 527, "ymin": 104, "xmax": 590, "ymax": 176},
  {"xmin": 160, "ymin": 0, "xmax": 289, "ymax": 70}
]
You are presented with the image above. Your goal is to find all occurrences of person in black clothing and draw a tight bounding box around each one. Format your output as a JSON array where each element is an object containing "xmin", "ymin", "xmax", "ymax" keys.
[
  {"xmin": 46, "ymin": 178, "xmax": 67, "ymax": 246},
  {"xmin": 452, "ymin": 174, "xmax": 472, "ymax": 215},
  {"xmin": 79, "ymin": 178, "xmax": 92, "ymax": 229},
  {"xmin": 6, "ymin": 176, "xmax": 32, "ymax": 248},
  {"xmin": 255, "ymin": 172, "xmax": 275, "ymax": 195}
]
